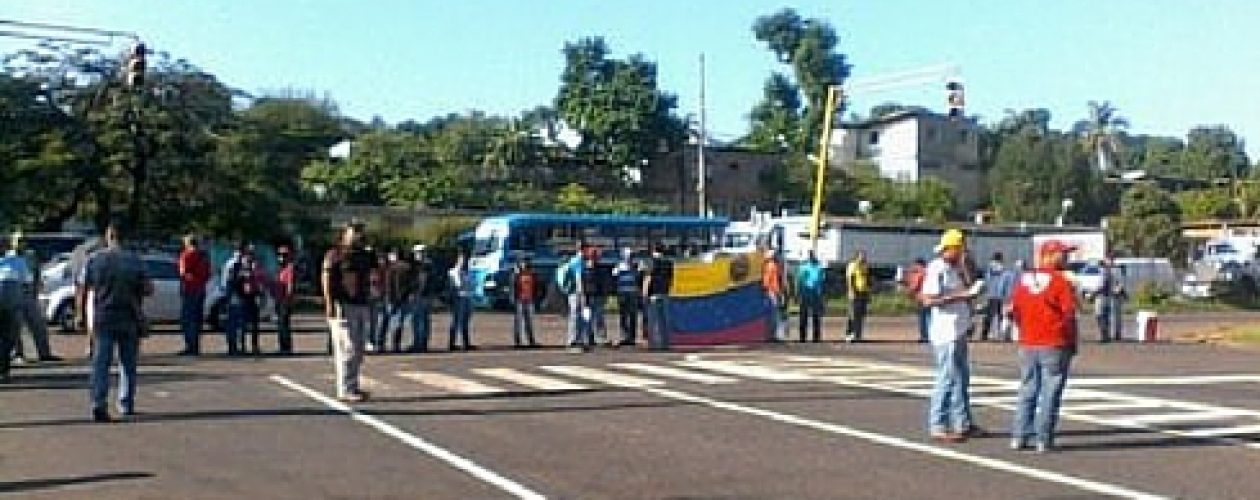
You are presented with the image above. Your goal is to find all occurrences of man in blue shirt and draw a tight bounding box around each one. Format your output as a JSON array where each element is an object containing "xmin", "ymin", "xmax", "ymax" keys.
[
  {"xmin": 796, "ymin": 252, "xmax": 826, "ymax": 343},
  {"xmin": 979, "ymin": 252, "xmax": 1016, "ymax": 342},
  {"xmin": 82, "ymin": 222, "xmax": 153, "ymax": 422},
  {"xmin": 0, "ymin": 237, "xmax": 28, "ymax": 382},
  {"xmin": 612, "ymin": 247, "xmax": 642, "ymax": 347}
]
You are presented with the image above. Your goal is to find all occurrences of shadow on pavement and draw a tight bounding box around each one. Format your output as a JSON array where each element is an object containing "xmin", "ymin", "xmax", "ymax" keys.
[
  {"xmin": 0, "ymin": 471, "xmax": 153, "ymax": 494},
  {"xmin": 0, "ymin": 408, "xmax": 334, "ymax": 430},
  {"xmin": 1056, "ymin": 436, "xmax": 1235, "ymax": 452},
  {"xmin": 0, "ymin": 371, "xmax": 228, "ymax": 392}
]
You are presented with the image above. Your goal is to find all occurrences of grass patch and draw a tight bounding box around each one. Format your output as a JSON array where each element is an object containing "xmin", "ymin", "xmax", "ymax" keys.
[{"xmin": 1181, "ymin": 323, "xmax": 1260, "ymax": 346}]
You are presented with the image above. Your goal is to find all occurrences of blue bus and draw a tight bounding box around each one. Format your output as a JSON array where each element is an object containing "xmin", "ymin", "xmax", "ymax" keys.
[{"xmin": 467, "ymin": 213, "xmax": 729, "ymax": 308}]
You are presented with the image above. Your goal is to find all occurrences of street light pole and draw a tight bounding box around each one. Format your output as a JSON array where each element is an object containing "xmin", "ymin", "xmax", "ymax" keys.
[
  {"xmin": 697, "ymin": 53, "xmax": 707, "ymax": 217},
  {"xmin": 809, "ymin": 85, "xmax": 841, "ymax": 251}
]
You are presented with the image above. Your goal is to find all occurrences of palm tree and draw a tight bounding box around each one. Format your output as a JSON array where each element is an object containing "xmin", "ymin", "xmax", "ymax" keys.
[{"xmin": 1073, "ymin": 101, "xmax": 1129, "ymax": 172}]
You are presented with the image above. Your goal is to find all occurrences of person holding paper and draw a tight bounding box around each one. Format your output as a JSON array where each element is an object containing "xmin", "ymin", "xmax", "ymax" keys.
[{"xmin": 919, "ymin": 229, "xmax": 982, "ymax": 443}]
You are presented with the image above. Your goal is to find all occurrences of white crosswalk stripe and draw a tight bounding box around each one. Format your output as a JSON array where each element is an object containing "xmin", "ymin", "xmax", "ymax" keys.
[
  {"xmin": 1103, "ymin": 410, "xmax": 1250, "ymax": 425},
  {"xmin": 1183, "ymin": 424, "xmax": 1260, "ymax": 438},
  {"xmin": 471, "ymin": 368, "xmax": 590, "ymax": 392},
  {"xmin": 538, "ymin": 365, "xmax": 664, "ymax": 388},
  {"xmin": 609, "ymin": 363, "xmax": 737, "ymax": 385},
  {"xmin": 397, "ymin": 371, "xmax": 507, "ymax": 395}
]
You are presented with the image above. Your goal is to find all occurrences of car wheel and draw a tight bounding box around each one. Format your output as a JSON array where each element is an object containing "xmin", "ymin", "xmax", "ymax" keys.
[{"xmin": 54, "ymin": 300, "xmax": 76, "ymax": 333}]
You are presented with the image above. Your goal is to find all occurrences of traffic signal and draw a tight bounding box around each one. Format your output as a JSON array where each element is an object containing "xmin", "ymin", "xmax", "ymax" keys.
[
  {"xmin": 946, "ymin": 80, "xmax": 964, "ymax": 119},
  {"xmin": 124, "ymin": 42, "xmax": 146, "ymax": 88}
]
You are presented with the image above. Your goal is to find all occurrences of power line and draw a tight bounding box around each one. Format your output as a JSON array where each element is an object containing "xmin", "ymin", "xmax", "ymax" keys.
[
  {"xmin": 0, "ymin": 30, "xmax": 111, "ymax": 46},
  {"xmin": 0, "ymin": 19, "xmax": 136, "ymax": 40}
]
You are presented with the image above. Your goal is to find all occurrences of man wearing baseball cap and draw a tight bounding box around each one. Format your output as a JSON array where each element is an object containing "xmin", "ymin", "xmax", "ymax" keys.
[
  {"xmin": 1008, "ymin": 239, "xmax": 1079, "ymax": 453},
  {"xmin": 919, "ymin": 228, "xmax": 982, "ymax": 443}
]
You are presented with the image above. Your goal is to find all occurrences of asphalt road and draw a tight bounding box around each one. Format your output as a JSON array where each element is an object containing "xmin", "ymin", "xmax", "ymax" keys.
[{"xmin": 3, "ymin": 311, "xmax": 1260, "ymax": 499}]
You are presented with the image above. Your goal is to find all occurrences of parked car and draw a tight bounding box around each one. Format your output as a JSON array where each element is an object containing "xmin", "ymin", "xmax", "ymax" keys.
[{"xmin": 41, "ymin": 254, "xmax": 273, "ymax": 332}]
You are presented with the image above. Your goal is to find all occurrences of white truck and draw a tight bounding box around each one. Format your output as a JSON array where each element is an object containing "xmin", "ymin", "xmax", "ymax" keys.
[
  {"xmin": 722, "ymin": 213, "xmax": 1063, "ymax": 287},
  {"xmin": 1182, "ymin": 235, "xmax": 1260, "ymax": 298}
]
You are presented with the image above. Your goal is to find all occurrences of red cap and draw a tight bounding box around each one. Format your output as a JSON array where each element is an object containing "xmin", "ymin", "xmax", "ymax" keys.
[{"xmin": 1038, "ymin": 240, "xmax": 1078, "ymax": 256}]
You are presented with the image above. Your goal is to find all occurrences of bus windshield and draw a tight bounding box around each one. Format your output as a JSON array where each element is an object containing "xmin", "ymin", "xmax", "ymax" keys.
[{"xmin": 472, "ymin": 236, "xmax": 501, "ymax": 257}]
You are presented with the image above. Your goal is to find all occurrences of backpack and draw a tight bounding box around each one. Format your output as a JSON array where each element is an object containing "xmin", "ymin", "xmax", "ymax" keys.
[{"xmin": 555, "ymin": 260, "xmax": 577, "ymax": 295}]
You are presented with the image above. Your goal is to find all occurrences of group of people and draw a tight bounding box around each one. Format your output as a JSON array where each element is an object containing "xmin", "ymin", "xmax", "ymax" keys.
[
  {"xmin": 758, "ymin": 248, "xmax": 872, "ymax": 345},
  {"xmin": 549, "ymin": 242, "xmax": 674, "ymax": 353},
  {"xmin": 174, "ymin": 237, "xmax": 300, "ymax": 357},
  {"xmin": 918, "ymin": 229, "xmax": 1084, "ymax": 453}
]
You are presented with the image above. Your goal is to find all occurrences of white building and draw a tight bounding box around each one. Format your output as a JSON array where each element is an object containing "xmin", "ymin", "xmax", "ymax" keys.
[{"xmin": 831, "ymin": 110, "xmax": 986, "ymax": 210}]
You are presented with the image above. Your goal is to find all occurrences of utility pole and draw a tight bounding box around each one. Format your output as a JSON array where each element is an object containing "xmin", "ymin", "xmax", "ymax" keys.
[{"xmin": 697, "ymin": 53, "xmax": 708, "ymax": 217}]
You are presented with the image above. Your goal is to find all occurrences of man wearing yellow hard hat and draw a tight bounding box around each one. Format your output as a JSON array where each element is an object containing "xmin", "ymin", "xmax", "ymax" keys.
[{"xmin": 918, "ymin": 228, "xmax": 982, "ymax": 443}]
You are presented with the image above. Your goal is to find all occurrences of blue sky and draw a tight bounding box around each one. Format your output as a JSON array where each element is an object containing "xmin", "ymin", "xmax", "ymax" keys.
[{"xmin": 6, "ymin": 0, "xmax": 1258, "ymax": 157}]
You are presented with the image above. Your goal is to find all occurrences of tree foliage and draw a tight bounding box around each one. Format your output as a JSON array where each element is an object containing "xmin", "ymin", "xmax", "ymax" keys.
[
  {"xmin": 554, "ymin": 37, "xmax": 685, "ymax": 183},
  {"xmin": 1107, "ymin": 183, "xmax": 1184, "ymax": 261}
]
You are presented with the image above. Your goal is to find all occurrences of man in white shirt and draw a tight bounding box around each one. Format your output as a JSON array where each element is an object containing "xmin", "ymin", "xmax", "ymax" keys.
[{"xmin": 919, "ymin": 229, "xmax": 981, "ymax": 443}]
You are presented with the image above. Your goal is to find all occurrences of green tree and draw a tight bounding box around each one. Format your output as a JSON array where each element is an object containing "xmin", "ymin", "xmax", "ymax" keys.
[
  {"xmin": 1175, "ymin": 188, "xmax": 1237, "ymax": 220},
  {"xmin": 1107, "ymin": 183, "xmax": 1184, "ymax": 261},
  {"xmin": 749, "ymin": 8, "xmax": 851, "ymax": 148},
  {"xmin": 554, "ymin": 38, "xmax": 685, "ymax": 183},
  {"xmin": 1181, "ymin": 125, "xmax": 1250, "ymax": 180}
]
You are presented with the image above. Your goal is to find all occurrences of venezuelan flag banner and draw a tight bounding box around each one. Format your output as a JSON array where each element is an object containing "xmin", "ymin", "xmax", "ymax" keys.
[{"xmin": 664, "ymin": 254, "xmax": 773, "ymax": 347}]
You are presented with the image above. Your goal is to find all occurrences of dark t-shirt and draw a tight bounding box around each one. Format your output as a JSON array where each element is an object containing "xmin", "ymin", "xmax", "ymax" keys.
[
  {"xmin": 646, "ymin": 256, "xmax": 673, "ymax": 296},
  {"xmin": 325, "ymin": 246, "xmax": 377, "ymax": 305},
  {"xmin": 84, "ymin": 248, "xmax": 148, "ymax": 334}
]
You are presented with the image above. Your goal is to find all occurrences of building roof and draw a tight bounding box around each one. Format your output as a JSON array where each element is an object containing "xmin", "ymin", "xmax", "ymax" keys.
[{"xmin": 838, "ymin": 109, "xmax": 977, "ymax": 130}]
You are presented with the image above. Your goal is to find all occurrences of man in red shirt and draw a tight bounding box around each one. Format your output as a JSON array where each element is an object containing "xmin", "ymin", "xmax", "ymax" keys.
[
  {"xmin": 177, "ymin": 235, "xmax": 211, "ymax": 356},
  {"xmin": 1008, "ymin": 240, "xmax": 1079, "ymax": 453},
  {"xmin": 274, "ymin": 246, "xmax": 296, "ymax": 355}
]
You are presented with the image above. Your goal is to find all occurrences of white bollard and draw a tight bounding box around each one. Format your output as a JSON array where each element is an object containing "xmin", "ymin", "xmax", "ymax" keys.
[{"xmin": 1135, "ymin": 310, "xmax": 1159, "ymax": 343}]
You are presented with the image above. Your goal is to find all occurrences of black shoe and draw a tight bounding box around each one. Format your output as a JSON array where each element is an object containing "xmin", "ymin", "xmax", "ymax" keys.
[
  {"xmin": 92, "ymin": 408, "xmax": 112, "ymax": 423},
  {"xmin": 465, "ymin": 345, "xmax": 479, "ymax": 351}
]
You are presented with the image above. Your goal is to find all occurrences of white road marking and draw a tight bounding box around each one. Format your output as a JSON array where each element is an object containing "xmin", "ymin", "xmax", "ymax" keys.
[
  {"xmin": 609, "ymin": 362, "xmax": 737, "ymax": 385},
  {"xmin": 269, "ymin": 375, "xmax": 545, "ymax": 500},
  {"xmin": 1069, "ymin": 375, "xmax": 1260, "ymax": 387},
  {"xmin": 676, "ymin": 360, "xmax": 814, "ymax": 382},
  {"xmin": 1061, "ymin": 402, "xmax": 1165, "ymax": 413},
  {"xmin": 538, "ymin": 366, "xmax": 664, "ymax": 388},
  {"xmin": 688, "ymin": 353, "xmax": 1260, "ymax": 453},
  {"xmin": 1183, "ymin": 424, "xmax": 1260, "ymax": 438},
  {"xmin": 472, "ymin": 368, "xmax": 589, "ymax": 392},
  {"xmin": 630, "ymin": 383, "xmax": 1167, "ymax": 500},
  {"xmin": 1104, "ymin": 410, "xmax": 1249, "ymax": 425},
  {"xmin": 397, "ymin": 371, "xmax": 506, "ymax": 395}
]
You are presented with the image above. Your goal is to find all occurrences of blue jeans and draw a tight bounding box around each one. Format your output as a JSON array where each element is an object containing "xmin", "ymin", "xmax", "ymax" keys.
[
  {"xmin": 276, "ymin": 301, "xmax": 293, "ymax": 353},
  {"xmin": 617, "ymin": 293, "xmax": 640, "ymax": 344},
  {"xmin": 798, "ymin": 290, "xmax": 824, "ymax": 341},
  {"xmin": 645, "ymin": 295, "xmax": 670, "ymax": 350},
  {"xmin": 767, "ymin": 293, "xmax": 786, "ymax": 342},
  {"xmin": 917, "ymin": 307, "xmax": 930, "ymax": 343},
  {"xmin": 1095, "ymin": 296, "xmax": 1123, "ymax": 341},
  {"xmin": 448, "ymin": 296, "xmax": 472, "ymax": 349},
  {"xmin": 588, "ymin": 296, "xmax": 608, "ymax": 344},
  {"xmin": 181, "ymin": 291, "xmax": 205, "ymax": 353},
  {"xmin": 90, "ymin": 326, "xmax": 140, "ymax": 414},
  {"xmin": 928, "ymin": 339, "xmax": 973, "ymax": 434},
  {"xmin": 225, "ymin": 297, "xmax": 245, "ymax": 354},
  {"xmin": 1013, "ymin": 347, "xmax": 1073, "ymax": 446},
  {"xmin": 566, "ymin": 294, "xmax": 587, "ymax": 347},
  {"xmin": 411, "ymin": 298, "xmax": 431, "ymax": 351},
  {"xmin": 513, "ymin": 301, "xmax": 537, "ymax": 346}
]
